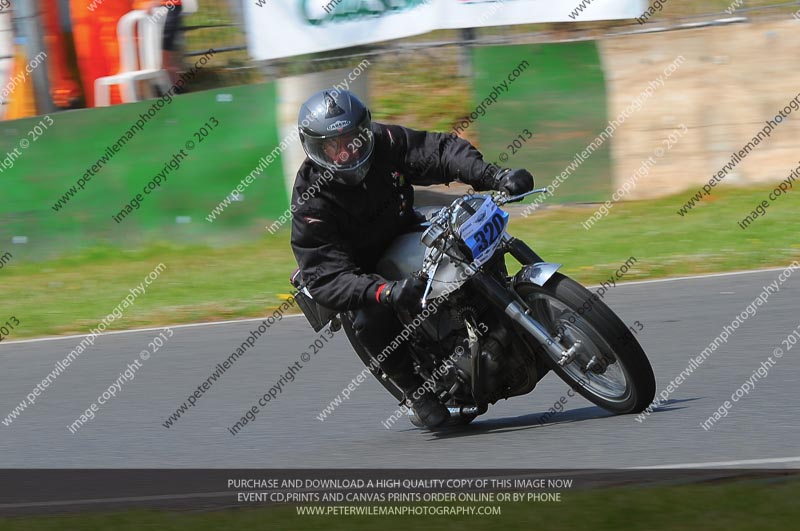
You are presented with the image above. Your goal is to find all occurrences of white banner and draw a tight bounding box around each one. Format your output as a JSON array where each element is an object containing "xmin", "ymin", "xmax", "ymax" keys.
[{"xmin": 245, "ymin": 0, "xmax": 647, "ymax": 61}]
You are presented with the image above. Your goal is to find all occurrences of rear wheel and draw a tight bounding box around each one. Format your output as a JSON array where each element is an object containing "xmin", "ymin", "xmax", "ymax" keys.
[
  {"xmin": 342, "ymin": 314, "xmax": 484, "ymax": 428},
  {"xmin": 340, "ymin": 313, "xmax": 405, "ymax": 402},
  {"xmin": 514, "ymin": 273, "xmax": 655, "ymax": 414}
]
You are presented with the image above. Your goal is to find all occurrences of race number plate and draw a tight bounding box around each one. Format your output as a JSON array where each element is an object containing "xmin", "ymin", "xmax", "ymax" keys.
[{"xmin": 458, "ymin": 197, "xmax": 509, "ymax": 267}]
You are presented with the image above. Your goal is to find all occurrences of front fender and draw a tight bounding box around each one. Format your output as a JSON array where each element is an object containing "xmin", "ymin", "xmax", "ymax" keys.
[{"xmin": 512, "ymin": 262, "xmax": 562, "ymax": 288}]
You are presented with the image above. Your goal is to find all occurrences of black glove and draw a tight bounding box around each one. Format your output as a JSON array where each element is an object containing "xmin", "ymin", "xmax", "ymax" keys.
[
  {"xmin": 376, "ymin": 277, "xmax": 426, "ymax": 314},
  {"xmin": 493, "ymin": 168, "xmax": 534, "ymax": 196}
]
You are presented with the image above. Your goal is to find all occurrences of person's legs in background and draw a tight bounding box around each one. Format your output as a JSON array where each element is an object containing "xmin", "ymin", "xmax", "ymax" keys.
[{"xmin": 161, "ymin": 3, "xmax": 183, "ymax": 87}]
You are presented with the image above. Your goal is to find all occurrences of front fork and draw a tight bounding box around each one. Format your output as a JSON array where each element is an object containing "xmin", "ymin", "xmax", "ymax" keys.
[
  {"xmin": 470, "ymin": 236, "xmax": 571, "ymax": 364},
  {"xmin": 506, "ymin": 236, "xmax": 545, "ymax": 266}
]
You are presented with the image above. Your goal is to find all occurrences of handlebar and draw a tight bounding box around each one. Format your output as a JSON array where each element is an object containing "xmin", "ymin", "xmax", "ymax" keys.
[{"xmin": 496, "ymin": 187, "xmax": 548, "ymax": 205}]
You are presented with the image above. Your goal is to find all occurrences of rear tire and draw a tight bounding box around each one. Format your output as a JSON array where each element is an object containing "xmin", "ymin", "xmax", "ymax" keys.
[
  {"xmin": 340, "ymin": 314, "xmax": 405, "ymax": 402},
  {"xmin": 341, "ymin": 315, "xmax": 483, "ymax": 428},
  {"xmin": 514, "ymin": 272, "xmax": 655, "ymax": 414}
]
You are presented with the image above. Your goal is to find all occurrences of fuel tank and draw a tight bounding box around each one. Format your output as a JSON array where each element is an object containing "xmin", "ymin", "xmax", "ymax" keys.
[{"xmin": 375, "ymin": 231, "xmax": 426, "ymax": 280}]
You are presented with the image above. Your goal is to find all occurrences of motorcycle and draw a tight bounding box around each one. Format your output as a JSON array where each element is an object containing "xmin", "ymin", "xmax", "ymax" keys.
[{"xmin": 292, "ymin": 188, "xmax": 656, "ymax": 428}]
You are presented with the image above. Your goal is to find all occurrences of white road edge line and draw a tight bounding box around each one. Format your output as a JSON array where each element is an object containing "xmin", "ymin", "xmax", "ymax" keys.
[
  {"xmin": 599, "ymin": 265, "xmax": 794, "ymax": 289},
  {"xmin": 2, "ymin": 264, "xmax": 794, "ymax": 346},
  {"xmin": 632, "ymin": 456, "xmax": 800, "ymax": 469},
  {"xmin": 0, "ymin": 316, "xmax": 287, "ymax": 346},
  {"xmin": 0, "ymin": 491, "xmax": 231, "ymax": 510}
]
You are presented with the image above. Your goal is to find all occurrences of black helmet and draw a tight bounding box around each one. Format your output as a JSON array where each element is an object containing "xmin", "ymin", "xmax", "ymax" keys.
[{"xmin": 298, "ymin": 89, "xmax": 375, "ymax": 186}]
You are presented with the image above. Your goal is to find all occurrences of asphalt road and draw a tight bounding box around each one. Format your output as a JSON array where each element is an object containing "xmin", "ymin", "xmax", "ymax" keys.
[{"xmin": 2, "ymin": 267, "xmax": 799, "ymax": 469}]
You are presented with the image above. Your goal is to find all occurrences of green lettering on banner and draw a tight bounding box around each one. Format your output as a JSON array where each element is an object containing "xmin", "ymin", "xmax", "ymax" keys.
[{"xmin": 301, "ymin": 0, "xmax": 427, "ymax": 26}]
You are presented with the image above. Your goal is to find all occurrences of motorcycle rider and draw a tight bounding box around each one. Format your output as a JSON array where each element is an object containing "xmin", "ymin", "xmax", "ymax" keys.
[{"xmin": 290, "ymin": 89, "xmax": 534, "ymax": 428}]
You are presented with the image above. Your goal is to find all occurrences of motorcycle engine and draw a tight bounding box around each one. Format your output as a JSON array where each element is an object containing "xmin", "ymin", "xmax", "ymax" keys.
[{"xmin": 415, "ymin": 292, "xmax": 536, "ymax": 404}]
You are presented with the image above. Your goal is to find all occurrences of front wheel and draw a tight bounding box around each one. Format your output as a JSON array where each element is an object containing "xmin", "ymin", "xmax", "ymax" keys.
[{"xmin": 514, "ymin": 272, "xmax": 655, "ymax": 414}]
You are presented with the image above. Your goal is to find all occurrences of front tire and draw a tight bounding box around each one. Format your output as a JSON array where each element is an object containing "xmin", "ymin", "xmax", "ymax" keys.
[{"xmin": 514, "ymin": 272, "xmax": 655, "ymax": 414}]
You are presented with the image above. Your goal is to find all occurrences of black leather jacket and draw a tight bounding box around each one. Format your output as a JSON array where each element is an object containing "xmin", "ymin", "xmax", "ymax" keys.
[{"xmin": 290, "ymin": 122, "xmax": 501, "ymax": 312}]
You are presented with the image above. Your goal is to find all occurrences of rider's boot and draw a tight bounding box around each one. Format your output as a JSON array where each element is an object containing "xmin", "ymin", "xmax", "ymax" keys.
[{"xmin": 390, "ymin": 371, "xmax": 451, "ymax": 429}]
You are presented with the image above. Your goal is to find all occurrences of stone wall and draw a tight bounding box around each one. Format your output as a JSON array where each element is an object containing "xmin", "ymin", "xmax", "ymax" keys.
[{"xmin": 599, "ymin": 18, "xmax": 800, "ymax": 199}]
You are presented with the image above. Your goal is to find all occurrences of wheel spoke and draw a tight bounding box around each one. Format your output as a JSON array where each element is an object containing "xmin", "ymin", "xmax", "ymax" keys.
[{"xmin": 523, "ymin": 292, "xmax": 630, "ymax": 402}]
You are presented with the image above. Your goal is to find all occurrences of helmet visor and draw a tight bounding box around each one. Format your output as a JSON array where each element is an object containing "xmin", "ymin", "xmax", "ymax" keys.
[{"xmin": 303, "ymin": 118, "xmax": 374, "ymax": 172}]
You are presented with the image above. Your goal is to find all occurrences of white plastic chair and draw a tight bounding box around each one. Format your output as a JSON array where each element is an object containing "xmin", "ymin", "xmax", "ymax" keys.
[
  {"xmin": 182, "ymin": 0, "xmax": 199, "ymax": 14},
  {"xmin": 0, "ymin": 11, "xmax": 13, "ymax": 119},
  {"xmin": 94, "ymin": 10, "xmax": 171, "ymax": 107}
]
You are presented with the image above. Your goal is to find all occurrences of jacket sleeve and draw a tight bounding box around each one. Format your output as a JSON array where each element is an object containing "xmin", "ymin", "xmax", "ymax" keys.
[
  {"xmin": 382, "ymin": 124, "xmax": 501, "ymax": 190},
  {"xmin": 290, "ymin": 207, "xmax": 385, "ymax": 312}
]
